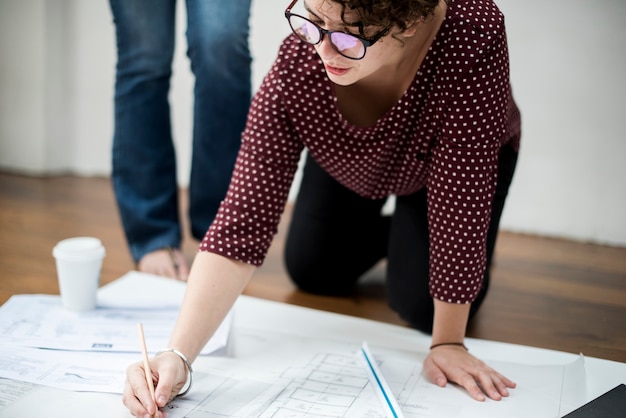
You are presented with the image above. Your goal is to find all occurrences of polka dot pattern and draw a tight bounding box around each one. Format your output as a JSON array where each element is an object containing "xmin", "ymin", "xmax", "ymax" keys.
[{"xmin": 200, "ymin": 0, "xmax": 521, "ymax": 304}]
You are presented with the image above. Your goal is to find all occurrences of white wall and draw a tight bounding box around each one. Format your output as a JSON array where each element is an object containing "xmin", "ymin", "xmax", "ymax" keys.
[
  {"xmin": 1, "ymin": 0, "xmax": 625, "ymax": 247},
  {"xmin": 497, "ymin": 0, "xmax": 626, "ymax": 246}
]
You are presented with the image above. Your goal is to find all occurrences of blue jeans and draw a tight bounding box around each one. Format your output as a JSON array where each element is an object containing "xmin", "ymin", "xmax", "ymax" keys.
[{"xmin": 109, "ymin": 0, "xmax": 252, "ymax": 263}]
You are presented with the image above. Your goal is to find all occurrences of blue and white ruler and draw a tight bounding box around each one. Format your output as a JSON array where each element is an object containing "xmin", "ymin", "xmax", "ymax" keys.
[{"xmin": 357, "ymin": 342, "xmax": 406, "ymax": 418}]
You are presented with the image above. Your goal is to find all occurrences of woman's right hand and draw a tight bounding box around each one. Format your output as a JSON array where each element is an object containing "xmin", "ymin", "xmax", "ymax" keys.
[{"xmin": 122, "ymin": 351, "xmax": 188, "ymax": 417}]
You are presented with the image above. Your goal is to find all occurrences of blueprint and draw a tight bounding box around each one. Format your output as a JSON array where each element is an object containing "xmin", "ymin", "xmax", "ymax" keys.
[
  {"xmin": 0, "ymin": 344, "xmax": 132, "ymax": 393},
  {"xmin": 153, "ymin": 327, "xmax": 586, "ymax": 418},
  {"xmin": 0, "ymin": 293, "xmax": 230, "ymax": 354},
  {"xmin": 161, "ymin": 356, "xmax": 383, "ymax": 417},
  {"xmin": 0, "ymin": 379, "xmax": 38, "ymax": 409},
  {"xmin": 0, "ymin": 272, "xmax": 589, "ymax": 417}
]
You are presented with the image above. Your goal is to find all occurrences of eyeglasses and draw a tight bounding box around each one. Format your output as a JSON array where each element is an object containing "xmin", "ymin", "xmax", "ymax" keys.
[{"xmin": 284, "ymin": 0, "xmax": 389, "ymax": 60}]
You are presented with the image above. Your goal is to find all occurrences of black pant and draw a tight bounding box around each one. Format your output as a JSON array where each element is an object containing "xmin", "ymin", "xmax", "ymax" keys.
[{"xmin": 284, "ymin": 144, "xmax": 518, "ymax": 333}]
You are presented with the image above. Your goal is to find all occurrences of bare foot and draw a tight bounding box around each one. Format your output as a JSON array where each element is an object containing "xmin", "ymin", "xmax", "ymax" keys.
[{"xmin": 137, "ymin": 248, "xmax": 190, "ymax": 281}]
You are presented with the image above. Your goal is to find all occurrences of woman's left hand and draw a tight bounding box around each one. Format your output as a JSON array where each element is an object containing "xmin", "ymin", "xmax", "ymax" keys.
[{"xmin": 423, "ymin": 344, "xmax": 516, "ymax": 401}]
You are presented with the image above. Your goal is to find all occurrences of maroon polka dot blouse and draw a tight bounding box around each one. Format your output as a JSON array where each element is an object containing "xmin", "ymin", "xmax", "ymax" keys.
[{"xmin": 201, "ymin": 0, "xmax": 521, "ymax": 304}]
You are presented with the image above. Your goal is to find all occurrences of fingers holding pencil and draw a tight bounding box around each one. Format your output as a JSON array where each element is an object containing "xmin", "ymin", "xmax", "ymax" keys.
[
  {"xmin": 122, "ymin": 323, "xmax": 189, "ymax": 417},
  {"xmin": 121, "ymin": 323, "xmax": 159, "ymax": 417},
  {"xmin": 122, "ymin": 361, "xmax": 160, "ymax": 417},
  {"xmin": 122, "ymin": 354, "xmax": 189, "ymax": 416}
]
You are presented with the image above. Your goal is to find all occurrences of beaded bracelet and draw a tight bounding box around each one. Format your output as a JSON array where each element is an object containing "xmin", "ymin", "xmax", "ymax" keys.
[
  {"xmin": 156, "ymin": 348, "xmax": 193, "ymax": 397},
  {"xmin": 430, "ymin": 342, "xmax": 468, "ymax": 351}
]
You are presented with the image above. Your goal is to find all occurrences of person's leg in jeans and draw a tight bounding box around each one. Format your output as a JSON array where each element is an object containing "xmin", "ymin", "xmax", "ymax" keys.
[
  {"xmin": 386, "ymin": 143, "xmax": 519, "ymax": 333},
  {"xmin": 284, "ymin": 153, "xmax": 390, "ymax": 295},
  {"xmin": 186, "ymin": 0, "xmax": 252, "ymax": 240},
  {"xmin": 109, "ymin": 0, "xmax": 186, "ymax": 277}
]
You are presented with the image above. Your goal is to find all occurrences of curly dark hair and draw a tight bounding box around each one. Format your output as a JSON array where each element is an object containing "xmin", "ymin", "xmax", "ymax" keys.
[{"xmin": 330, "ymin": 0, "xmax": 447, "ymax": 36}]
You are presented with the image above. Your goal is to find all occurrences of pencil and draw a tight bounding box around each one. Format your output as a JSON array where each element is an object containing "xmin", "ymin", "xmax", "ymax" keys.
[{"xmin": 137, "ymin": 322, "xmax": 156, "ymax": 402}]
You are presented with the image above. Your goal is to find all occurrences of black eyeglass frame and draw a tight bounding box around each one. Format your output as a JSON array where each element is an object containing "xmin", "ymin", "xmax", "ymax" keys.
[{"xmin": 284, "ymin": 0, "xmax": 390, "ymax": 60}]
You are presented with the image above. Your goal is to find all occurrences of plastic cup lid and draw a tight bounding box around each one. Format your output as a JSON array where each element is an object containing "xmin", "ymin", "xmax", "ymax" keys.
[{"xmin": 53, "ymin": 237, "xmax": 106, "ymax": 261}]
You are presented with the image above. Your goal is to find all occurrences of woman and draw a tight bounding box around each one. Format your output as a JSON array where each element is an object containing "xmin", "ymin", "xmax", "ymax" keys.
[{"xmin": 123, "ymin": 0, "xmax": 520, "ymax": 415}]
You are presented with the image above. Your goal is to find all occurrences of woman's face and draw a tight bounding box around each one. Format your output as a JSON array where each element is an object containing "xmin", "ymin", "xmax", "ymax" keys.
[{"xmin": 304, "ymin": 0, "xmax": 401, "ymax": 86}]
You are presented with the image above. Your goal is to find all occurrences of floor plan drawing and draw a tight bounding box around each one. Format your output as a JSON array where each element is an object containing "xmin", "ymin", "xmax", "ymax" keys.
[
  {"xmin": 163, "ymin": 350, "xmax": 387, "ymax": 418},
  {"xmin": 0, "ymin": 286, "xmax": 590, "ymax": 418}
]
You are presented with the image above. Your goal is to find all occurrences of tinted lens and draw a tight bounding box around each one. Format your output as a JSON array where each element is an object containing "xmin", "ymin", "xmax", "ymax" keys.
[
  {"xmin": 329, "ymin": 32, "xmax": 364, "ymax": 59},
  {"xmin": 287, "ymin": 14, "xmax": 367, "ymax": 60},
  {"xmin": 289, "ymin": 15, "xmax": 321, "ymax": 44}
]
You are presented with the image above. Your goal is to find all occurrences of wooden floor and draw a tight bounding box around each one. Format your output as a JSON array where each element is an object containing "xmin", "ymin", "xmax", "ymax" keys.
[{"xmin": 1, "ymin": 172, "xmax": 625, "ymax": 363}]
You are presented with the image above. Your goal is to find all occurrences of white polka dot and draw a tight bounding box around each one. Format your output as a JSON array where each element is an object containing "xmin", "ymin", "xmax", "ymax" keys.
[{"xmin": 200, "ymin": 0, "xmax": 520, "ymax": 304}]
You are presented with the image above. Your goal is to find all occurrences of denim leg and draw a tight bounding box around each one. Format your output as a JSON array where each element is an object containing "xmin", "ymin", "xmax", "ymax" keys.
[
  {"xmin": 109, "ymin": 0, "xmax": 180, "ymax": 263},
  {"xmin": 185, "ymin": 0, "xmax": 253, "ymax": 240}
]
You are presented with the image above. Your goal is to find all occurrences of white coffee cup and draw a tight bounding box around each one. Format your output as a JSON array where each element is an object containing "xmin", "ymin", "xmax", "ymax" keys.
[{"xmin": 52, "ymin": 237, "xmax": 106, "ymax": 311}]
